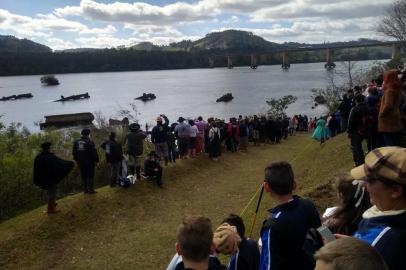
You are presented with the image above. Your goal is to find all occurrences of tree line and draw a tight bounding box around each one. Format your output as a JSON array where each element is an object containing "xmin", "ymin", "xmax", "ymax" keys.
[{"xmin": 0, "ymin": 47, "xmax": 390, "ymax": 76}]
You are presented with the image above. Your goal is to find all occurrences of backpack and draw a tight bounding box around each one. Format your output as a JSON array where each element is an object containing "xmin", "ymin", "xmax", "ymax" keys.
[{"xmin": 357, "ymin": 113, "xmax": 375, "ymax": 138}]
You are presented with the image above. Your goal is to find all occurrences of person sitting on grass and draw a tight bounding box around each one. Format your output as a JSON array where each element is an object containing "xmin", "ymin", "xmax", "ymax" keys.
[
  {"xmin": 166, "ymin": 215, "xmax": 226, "ymax": 270},
  {"xmin": 142, "ymin": 151, "xmax": 163, "ymax": 188},
  {"xmin": 314, "ymin": 237, "xmax": 388, "ymax": 270}
]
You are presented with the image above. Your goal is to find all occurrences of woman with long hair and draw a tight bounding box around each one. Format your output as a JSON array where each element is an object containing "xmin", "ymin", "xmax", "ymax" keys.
[
  {"xmin": 323, "ymin": 174, "xmax": 371, "ymax": 235},
  {"xmin": 378, "ymin": 69, "xmax": 402, "ymax": 146}
]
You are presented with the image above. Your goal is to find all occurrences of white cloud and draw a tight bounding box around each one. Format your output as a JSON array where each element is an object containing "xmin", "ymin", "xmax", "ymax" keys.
[
  {"xmin": 55, "ymin": 0, "xmax": 220, "ymax": 25},
  {"xmin": 250, "ymin": 0, "xmax": 393, "ymax": 22}
]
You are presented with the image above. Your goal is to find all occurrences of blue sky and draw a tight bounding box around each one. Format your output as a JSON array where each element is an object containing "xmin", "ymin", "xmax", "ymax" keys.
[{"xmin": 0, "ymin": 0, "xmax": 395, "ymax": 50}]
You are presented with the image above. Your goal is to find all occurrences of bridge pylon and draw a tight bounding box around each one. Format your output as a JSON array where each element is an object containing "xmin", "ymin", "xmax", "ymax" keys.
[
  {"xmin": 325, "ymin": 49, "xmax": 336, "ymax": 70},
  {"xmin": 208, "ymin": 56, "xmax": 215, "ymax": 68},
  {"xmin": 227, "ymin": 55, "xmax": 233, "ymax": 69},
  {"xmin": 281, "ymin": 52, "xmax": 290, "ymax": 70},
  {"xmin": 250, "ymin": 54, "xmax": 258, "ymax": 69}
]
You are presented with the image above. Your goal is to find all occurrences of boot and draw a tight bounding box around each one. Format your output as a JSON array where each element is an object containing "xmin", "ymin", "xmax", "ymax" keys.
[
  {"xmin": 47, "ymin": 200, "xmax": 59, "ymax": 214},
  {"xmin": 135, "ymin": 165, "xmax": 141, "ymax": 180}
]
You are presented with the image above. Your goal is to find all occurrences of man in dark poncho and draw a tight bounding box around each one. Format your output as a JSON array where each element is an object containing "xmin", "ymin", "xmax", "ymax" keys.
[
  {"xmin": 73, "ymin": 128, "xmax": 99, "ymax": 194},
  {"xmin": 33, "ymin": 142, "xmax": 74, "ymax": 214}
]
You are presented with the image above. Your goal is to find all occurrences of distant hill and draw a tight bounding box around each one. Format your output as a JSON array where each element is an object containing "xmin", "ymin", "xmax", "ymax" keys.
[
  {"xmin": 0, "ymin": 35, "xmax": 51, "ymax": 53},
  {"xmin": 130, "ymin": 42, "xmax": 162, "ymax": 51},
  {"xmin": 167, "ymin": 30, "xmax": 283, "ymax": 52},
  {"xmin": 56, "ymin": 48, "xmax": 102, "ymax": 53}
]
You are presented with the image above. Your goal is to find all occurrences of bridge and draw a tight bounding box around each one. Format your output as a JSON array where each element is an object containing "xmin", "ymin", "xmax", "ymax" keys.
[{"xmin": 211, "ymin": 41, "xmax": 406, "ymax": 70}]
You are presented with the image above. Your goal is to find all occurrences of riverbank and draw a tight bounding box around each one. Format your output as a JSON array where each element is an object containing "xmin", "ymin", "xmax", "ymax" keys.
[{"xmin": 0, "ymin": 133, "xmax": 353, "ymax": 269}]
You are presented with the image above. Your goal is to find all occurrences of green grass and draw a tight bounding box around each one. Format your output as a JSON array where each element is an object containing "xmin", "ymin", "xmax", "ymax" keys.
[{"xmin": 0, "ymin": 133, "xmax": 353, "ymax": 270}]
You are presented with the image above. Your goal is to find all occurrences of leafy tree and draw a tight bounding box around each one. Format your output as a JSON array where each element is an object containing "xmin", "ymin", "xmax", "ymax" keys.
[
  {"xmin": 266, "ymin": 95, "xmax": 297, "ymax": 118},
  {"xmin": 377, "ymin": 0, "xmax": 406, "ymax": 41}
]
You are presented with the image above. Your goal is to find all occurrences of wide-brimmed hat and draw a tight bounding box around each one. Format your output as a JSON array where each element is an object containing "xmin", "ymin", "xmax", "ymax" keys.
[
  {"xmin": 81, "ymin": 128, "xmax": 91, "ymax": 136},
  {"xmin": 350, "ymin": 147, "xmax": 406, "ymax": 185},
  {"xmin": 213, "ymin": 223, "xmax": 241, "ymax": 255},
  {"xmin": 129, "ymin": 123, "xmax": 140, "ymax": 131},
  {"xmin": 41, "ymin": 142, "xmax": 52, "ymax": 150},
  {"xmin": 178, "ymin": 117, "xmax": 185, "ymax": 122}
]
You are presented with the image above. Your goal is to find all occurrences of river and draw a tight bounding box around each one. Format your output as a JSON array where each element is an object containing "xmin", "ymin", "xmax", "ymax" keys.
[{"xmin": 0, "ymin": 60, "xmax": 383, "ymax": 131}]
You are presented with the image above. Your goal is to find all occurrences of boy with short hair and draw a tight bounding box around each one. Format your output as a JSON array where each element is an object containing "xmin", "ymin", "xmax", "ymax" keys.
[
  {"xmin": 259, "ymin": 161, "xmax": 321, "ymax": 270},
  {"xmin": 168, "ymin": 215, "xmax": 225, "ymax": 270}
]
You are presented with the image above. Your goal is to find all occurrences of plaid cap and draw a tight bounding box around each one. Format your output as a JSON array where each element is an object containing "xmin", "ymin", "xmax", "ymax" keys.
[
  {"xmin": 213, "ymin": 223, "xmax": 241, "ymax": 255},
  {"xmin": 351, "ymin": 147, "xmax": 406, "ymax": 185}
]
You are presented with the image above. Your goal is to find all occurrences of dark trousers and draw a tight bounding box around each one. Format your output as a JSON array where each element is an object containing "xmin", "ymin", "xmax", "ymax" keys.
[
  {"xmin": 367, "ymin": 132, "xmax": 378, "ymax": 152},
  {"xmin": 350, "ymin": 133, "xmax": 365, "ymax": 166},
  {"xmin": 109, "ymin": 162, "xmax": 120, "ymax": 186},
  {"xmin": 78, "ymin": 163, "xmax": 95, "ymax": 192},
  {"xmin": 383, "ymin": 132, "xmax": 401, "ymax": 147}
]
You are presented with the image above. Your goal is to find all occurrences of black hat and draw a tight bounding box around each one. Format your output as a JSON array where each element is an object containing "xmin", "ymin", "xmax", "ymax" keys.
[
  {"xmin": 81, "ymin": 128, "xmax": 91, "ymax": 136},
  {"xmin": 178, "ymin": 117, "xmax": 185, "ymax": 122},
  {"xmin": 41, "ymin": 142, "xmax": 52, "ymax": 150},
  {"xmin": 129, "ymin": 123, "xmax": 140, "ymax": 131}
]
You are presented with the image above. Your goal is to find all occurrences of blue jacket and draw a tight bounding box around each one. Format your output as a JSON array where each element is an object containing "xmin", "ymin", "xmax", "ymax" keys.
[
  {"xmin": 259, "ymin": 196, "xmax": 321, "ymax": 270},
  {"xmin": 354, "ymin": 208, "xmax": 406, "ymax": 270},
  {"xmin": 228, "ymin": 238, "xmax": 259, "ymax": 270}
]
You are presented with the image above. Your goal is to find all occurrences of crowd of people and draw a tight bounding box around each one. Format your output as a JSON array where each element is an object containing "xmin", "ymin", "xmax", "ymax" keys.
[
  {"xmin": 310, "ymin": 68, "xmax": 406, "ymax": 166},
  {"xmin": 168, "ymin": 150, "xmax": 405, "ymax": 270}
]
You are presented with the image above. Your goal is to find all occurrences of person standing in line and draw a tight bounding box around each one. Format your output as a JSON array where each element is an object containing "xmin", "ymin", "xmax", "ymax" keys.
[
  {"xmin": 101, "ymin": 132, "xmax": 123, "ymax": 187},
  {"xmin": 238, "ymin": 119, "xmax": 249, "ymax": 152},
  {"xmin": 189, "ymin": 120, "xmax": 199, "ymax": 157},
  {"xmin": 34, "ymin": 142, "xmax": 74, "ymax": 214},
  {"xmin": 209, "ymin": 122, "xmax": 221, "ymax": 160},
  {"xmin": 347, "ymin": 94, "xmax": 371, "ymax": 166},
  {"xmin": 174, "ymin": 117, "xmax": 191, "ymax": 159},
  {"xmin": 73, "ymin": 128, "xmax": 99, "ymax": 194},
  {"xmin": 151, "ymin": 115, "xmax": 170, "ymax": 166},
  {"xmin": 378, "ymin": 69, "xmax": 403, "ymax": 146},
  {"xmin": 125, "ymin": 123, "xmax": 147, "ymax": 180},
  {"xmin": 195, "ymin": 116, "xmax": 206, "ymax": 154}
]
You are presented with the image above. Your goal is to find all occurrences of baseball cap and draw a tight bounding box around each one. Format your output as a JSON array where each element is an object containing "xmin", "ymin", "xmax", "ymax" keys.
[{"xmin": 350, "ymin": 147, "xmax": 406, "ymax": 185}]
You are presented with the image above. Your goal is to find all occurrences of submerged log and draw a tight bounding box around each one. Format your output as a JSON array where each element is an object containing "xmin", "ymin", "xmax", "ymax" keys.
[
  {"xmin": 135, "ymin": 93, "xmax": 156, "ymax": 101},
  {"xmin": 216, "ymin": 93, "xmax": 234, "ymax": 102},
  {"xmin": 54, "ymin": 92, "xmax": 90, "ymax": 102},
  {"xmin": 0, "ymin": 93, "xmax": 33, "ymax": 101}
]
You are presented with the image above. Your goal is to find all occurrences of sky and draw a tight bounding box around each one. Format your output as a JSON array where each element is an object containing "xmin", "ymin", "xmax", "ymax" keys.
[{"xmin": 0, "ymin": 0, "xmax": 395, "ymax": 50}]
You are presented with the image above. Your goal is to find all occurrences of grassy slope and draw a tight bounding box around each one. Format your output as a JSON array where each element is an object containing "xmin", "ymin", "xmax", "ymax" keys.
[{"xmin": 0, "ymin": 134, "xmax": 353, "ymax": 270}]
